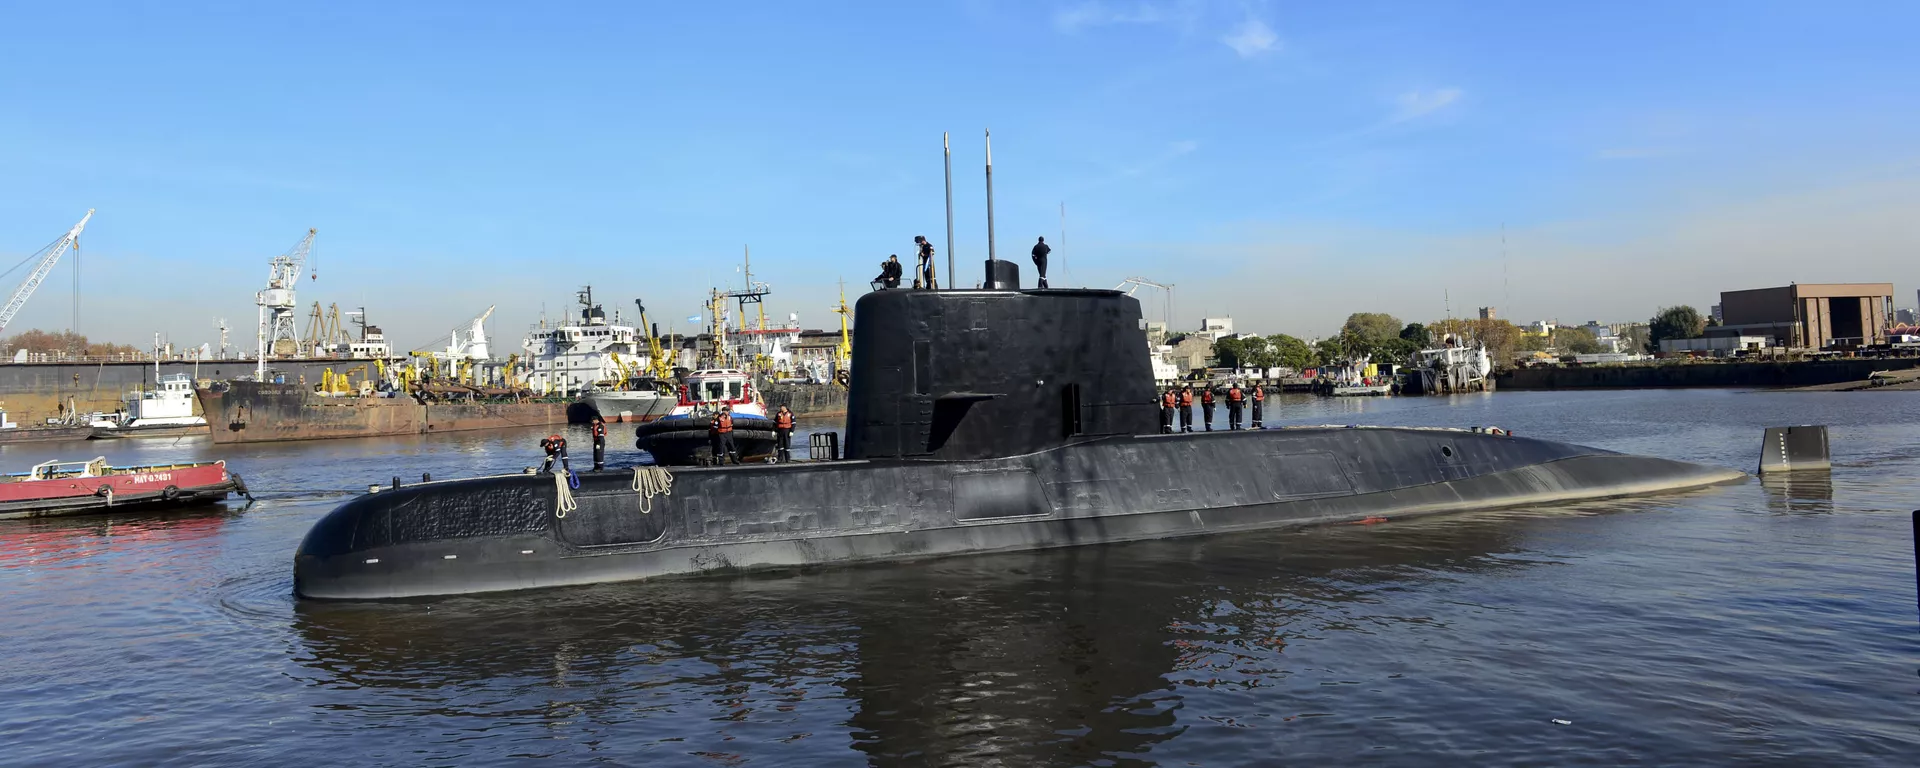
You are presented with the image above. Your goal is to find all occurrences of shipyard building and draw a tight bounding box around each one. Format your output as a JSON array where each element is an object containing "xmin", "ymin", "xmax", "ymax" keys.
[{"xmin": 1710, "ymin": 283, "xmax": 1896, "ymax": 350}]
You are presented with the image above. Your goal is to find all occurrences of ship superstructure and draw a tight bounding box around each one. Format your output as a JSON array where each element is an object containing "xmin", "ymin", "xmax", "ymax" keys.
[{"xmin": 520, "ymin": 287, "xmax": 650, "ymax": 396}]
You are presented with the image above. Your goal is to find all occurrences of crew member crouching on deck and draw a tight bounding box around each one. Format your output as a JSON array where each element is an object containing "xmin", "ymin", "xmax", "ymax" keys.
[
  {"xmin": 774, "ymin": 405, "xmax": 795, "ymax": 462},
  {"xmin": 1226, "ymin": 382, "xmax": 1245, "ymax": 430},
  {"xmin": 1250, "ymin": 384, "xmax": 1266, "ymax": 429},
  {"xmin": 1159, "ymin": 389, "xmax": 1176, "ymax": 433},
  {"xmin": 1201, "ymin": 385, "xmax": 1215, "ymax": 431}
]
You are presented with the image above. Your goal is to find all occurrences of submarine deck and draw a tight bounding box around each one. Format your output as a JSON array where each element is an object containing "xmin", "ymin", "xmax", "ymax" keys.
[{"xmin": 294, "ymin": 426, "xmax": 1746, "ymax": 599}]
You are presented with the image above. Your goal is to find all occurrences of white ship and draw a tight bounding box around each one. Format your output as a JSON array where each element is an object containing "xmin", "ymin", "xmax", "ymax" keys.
[
  {"xmin": 520, "ymin": 287, "xmax": 651, "ymax": 397},
  {"xmin": 90, "ymin": 373, "xmax": 209, "ymax": 439},
  {"xmin": 1407, "ymin": 337, "xmax": 1494, "ymax": 394}
]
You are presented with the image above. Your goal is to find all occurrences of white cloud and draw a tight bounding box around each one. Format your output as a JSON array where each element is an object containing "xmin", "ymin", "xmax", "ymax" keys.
[
  {"xmin": 1053, "ymin": 1, "xmax": 1182, "ymax": 32},
  {"xmin": 1221, "ymin": 17, "xmax": 1279, "ymax": 58},
  {"xmin": 1392, "ymin": 88, "xmax": 1463, "ymax": 122}
]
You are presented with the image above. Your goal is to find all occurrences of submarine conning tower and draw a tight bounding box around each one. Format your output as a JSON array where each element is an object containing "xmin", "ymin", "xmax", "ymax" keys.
[{"xmin": 844, "ymin": 259, "xmax": 1160, "ymax": 461}]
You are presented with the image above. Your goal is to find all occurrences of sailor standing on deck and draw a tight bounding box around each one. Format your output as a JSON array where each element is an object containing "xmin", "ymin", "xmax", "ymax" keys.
[
  {"xmin": 913, "ymin": 236, "xmax": 938, "ymax": 289},
  {"xmin": 1159, "ymin": 388, "xmax": 1177, "ymax": 434},
  {"xmin": 1226, "ymin": 382, "xmax": 1245, "ymax": 430},
  {"xmin": 1200, "ymin": 386, "xmax": 1216, "ymax": 431},
  {"xmin": 591, "ymin": 415, "xmax": 607, "ymax": 471},
  {"xmin": 1178, "ymin": 383, "xmax": 1195, "ymax": 432},
  {"xmin": 1031, "ymin": 237, "xmax": 1051, "ymax": 288},
  {"xmin": 774, "ymin": 405, "xmax": 795, "ymax": 462},
  {"xmin": 715, "ymin": 405, "xmax": 741, "ymax": 465},
  {"xmin": 1250, "ymin": 384, "xmax": 1266, "ymax": 429}
]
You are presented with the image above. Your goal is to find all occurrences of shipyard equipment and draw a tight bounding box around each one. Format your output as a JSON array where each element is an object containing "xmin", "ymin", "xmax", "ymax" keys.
[
  {"xmin": 256, "ymin": 228, "xmax": 316, "ymax": 377},
  {"xmin": 0, "ymin": 210, "xmax": 93, "ymax": 335}
]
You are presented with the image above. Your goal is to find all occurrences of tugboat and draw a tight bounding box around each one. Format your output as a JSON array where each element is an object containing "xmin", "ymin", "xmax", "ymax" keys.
[
  {"xmin": 0, "ymin": 457, "xmax": 241, "ymax": 519},
  {"xmin": 292, "ymin": 258, "xmax": 1744, "ymax": 600},
  {"xmin": 632, "ymin": 368, "xmax": 778, "ymax": 464},
  {"xmin": 90, "ymin": 373, "xmax": 209, "ymax": 439}
]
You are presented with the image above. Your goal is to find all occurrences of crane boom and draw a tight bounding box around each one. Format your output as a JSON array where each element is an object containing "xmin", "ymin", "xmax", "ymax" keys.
[{"xmin": 0, "ymin": 209, "xmax": 93, "ymax": 334}]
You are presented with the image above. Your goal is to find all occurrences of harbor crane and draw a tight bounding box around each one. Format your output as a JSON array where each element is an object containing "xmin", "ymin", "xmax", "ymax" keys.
[
  {"xmin": 256, "ymin": 228, "xmax": 316, "ymax": 378},
  {"xmin": 1115, "ymin": 277, "xmax": 1174, "ymax": 336},
  {"xmin": 0, "ymin": 210, "xmax": 93, "ymax": 335}
]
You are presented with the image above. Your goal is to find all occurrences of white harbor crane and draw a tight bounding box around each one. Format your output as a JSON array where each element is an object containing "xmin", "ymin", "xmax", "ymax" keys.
[
  {"xmin": 0, "ymin": 209, "xmax": 93, "ymax": 335},
  {"xmin": 447, "ymin": 305, "xmax": 495, "ymax": 360},
  {"xmin": 1115, "ymin": 277, "xmax": 1174, "ymax": 333},
  {"xmin": 255, "ymin": 228, "xmax": 316, "ymax": 379}
]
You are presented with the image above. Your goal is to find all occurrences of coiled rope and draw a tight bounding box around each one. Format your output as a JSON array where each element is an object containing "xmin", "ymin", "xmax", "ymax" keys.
[
  {"xmin": 553, "ymin": 469, "xmax": 578, "ymax": 517},
  {"xmin": 632, "ymin": 466, "xmax": 674, "ymax": 514}
]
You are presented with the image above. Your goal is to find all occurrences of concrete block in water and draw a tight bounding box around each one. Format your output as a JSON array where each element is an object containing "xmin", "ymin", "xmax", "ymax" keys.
[{"xmin": 1758, "ymin": 426, "xmax": 1830, "ymax": 474}]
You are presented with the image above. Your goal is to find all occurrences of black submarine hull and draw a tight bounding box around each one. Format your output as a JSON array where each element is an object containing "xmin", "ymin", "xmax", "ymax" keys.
[{"xmin": 293, "ymin": 425, "xmax": 1742, "ymax": 600}]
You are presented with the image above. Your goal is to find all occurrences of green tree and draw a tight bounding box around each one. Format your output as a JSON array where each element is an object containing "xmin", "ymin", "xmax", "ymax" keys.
[
  {"xmin": 1647, "ymin": 306, "xmax": 1706, "ymax": 352},
  {"xmin": 1370, "ymin": 336, "xmax": 1421, "ymax": 364},
  {"xmin": 1551, "ymin": 326, "xmax": 1603, "ymax": 354},
  {"xmin": 1211, "ymin": 336, "xmax": 1249, "ymax": 368},
  {"xmin": 1313, "ymin": 337, "xmax": 1344, "ymax": 366},
  {"xmin": 1341, "ymin": 312, "xmax": 1403, "ymax": 344},
  {"xmin": 1271, "ymin": 334, "xmax": 1316, "ymax": 371},
  {"xmin": 1399, "ymin": 322, "xmax": 1431, "ymax": 348},
  {"xmin": 1518, "ymin": 333, "xmax": 1552, "ymax": 353}
]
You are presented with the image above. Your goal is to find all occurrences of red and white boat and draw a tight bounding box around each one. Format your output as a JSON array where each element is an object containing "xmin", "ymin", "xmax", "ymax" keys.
[{"xmin": 0, "ymin": 457, "xmax": 243, "ymax": 520}]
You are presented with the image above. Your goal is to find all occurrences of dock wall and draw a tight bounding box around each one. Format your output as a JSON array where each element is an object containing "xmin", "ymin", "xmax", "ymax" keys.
[
  {"xmin": 762, "ymin": 383, "xmax": 850, "ymax": 418},
  {"xmin": 0, "ymin": 359, "xmax": 373, "ymax": 424},
  {"xmin": 1496, "ymin": 357, "xmax": 1920, "ymax": 390}
]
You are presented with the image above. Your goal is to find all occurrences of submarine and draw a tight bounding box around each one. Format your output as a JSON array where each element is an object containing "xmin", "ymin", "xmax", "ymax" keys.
[{"xmin": 293, "ymin": 258, "xmax": 1745, "ymax": 600}]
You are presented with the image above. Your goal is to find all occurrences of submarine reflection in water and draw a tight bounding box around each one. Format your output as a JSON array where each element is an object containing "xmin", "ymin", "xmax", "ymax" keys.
[
  {"xmin": 290, "ymin": 510, "xmax": 1580, "ymax": 763},
  {"xmin": 292, "ymin": 259, "xmax": 1745, "ymax": 600}
]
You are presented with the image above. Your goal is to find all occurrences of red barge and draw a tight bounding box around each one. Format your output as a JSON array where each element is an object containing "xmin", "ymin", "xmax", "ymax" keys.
[{"xmin": 0, "ymin": 458, "xmax": 243, "ymax": 520}]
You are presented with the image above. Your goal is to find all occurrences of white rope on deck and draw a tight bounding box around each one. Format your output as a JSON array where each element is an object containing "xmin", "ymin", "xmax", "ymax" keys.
[
  {"xmin": 553, "ymin": 469, "xmax": 578, "ymax": 517},
  {"xmin": 631, "ymin": 466, "xmax": 674, "ymax": 514}
]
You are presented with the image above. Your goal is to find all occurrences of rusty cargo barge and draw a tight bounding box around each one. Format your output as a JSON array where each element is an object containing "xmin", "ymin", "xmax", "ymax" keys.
[{"xmin": 196, "ymin": 381, "xmax": 567, "ymax": 444}]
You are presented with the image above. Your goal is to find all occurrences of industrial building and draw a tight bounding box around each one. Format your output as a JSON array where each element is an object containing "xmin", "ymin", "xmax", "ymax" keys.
[{"xmin": 1711, "ymin": 283, "xmax": 1896, "ymax": 349}]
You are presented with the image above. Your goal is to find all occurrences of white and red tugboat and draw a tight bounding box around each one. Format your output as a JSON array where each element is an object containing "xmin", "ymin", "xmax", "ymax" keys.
[
  {"xmin": 0, "ymin": 457, "xmax": 243, "ymax": 519},
  {"xmin": 632, "ymin": 369, "xmax": 777, "ymax": 464}
]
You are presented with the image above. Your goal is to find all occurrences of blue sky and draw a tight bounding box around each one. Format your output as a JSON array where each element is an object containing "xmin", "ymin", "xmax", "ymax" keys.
[{"xmin": 3, "ymin": 0, "xmax": 1917, "ymax": 350}]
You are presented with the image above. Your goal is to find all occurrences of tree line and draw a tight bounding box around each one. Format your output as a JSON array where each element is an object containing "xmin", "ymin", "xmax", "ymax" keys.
[
  {"xmin": 1209, "ymin": 305, "xmax": 1715, "ymax": 372},
  {"xmin": 0, "ymin": 330, "xmax": 145, "ymax": 357}
]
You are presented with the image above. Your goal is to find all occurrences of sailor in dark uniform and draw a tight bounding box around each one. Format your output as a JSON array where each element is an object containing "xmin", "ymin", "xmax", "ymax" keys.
[
  {"xmin": 1250, "ymin": 384, "xmax": 1266, "ymax": 429},
  {"xmin": 1201, "ymin": 386, "xmax": 1216, "ymax": 432},
  {"xmin": 1226, "ymin": 382, "xmax": 1245, "ymax": 430},
  {"xmin": 1159, "ymin": 389, "xmax": 1176, "ymax": 434}
]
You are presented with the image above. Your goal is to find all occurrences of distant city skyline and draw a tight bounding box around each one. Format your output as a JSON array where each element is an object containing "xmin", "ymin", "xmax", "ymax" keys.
[{"xmin": 2, "ymin": 2, "xmax": 1917, "ymax": 351}]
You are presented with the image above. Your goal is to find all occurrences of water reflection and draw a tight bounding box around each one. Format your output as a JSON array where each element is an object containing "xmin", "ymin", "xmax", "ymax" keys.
[
  {"xmin": 1760, "ymin": 471, "xmax": 1835, "ymax": 515},
  {"xmin": 0, "ymin": 506, "xmax": 236, "ymax": 572},
  {"xmin": 288, "ymin": 508, "xmax": 1572, "ymax": 764}
]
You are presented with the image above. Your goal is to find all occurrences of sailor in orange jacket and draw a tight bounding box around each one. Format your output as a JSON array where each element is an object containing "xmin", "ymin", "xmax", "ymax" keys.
[
  {"xmin": 1225, "ymin": 382, "xmax": 1245, "ymax": 430},
  {"xmin": 774, "ymin": 405, "xmax": 795, "ymax": 462},
  {"xmin": 713, "ymin": 406, "xmax": 740, "ymax": 465},
  {"xmin": 1159, "ymin": 389, "xmax": 1177, "ymax": 434},
  {"xmin": 1200, "ymin": 386, "xmax": 1216, "ymax": 431},
  {"xmin": 1178, "ymin": 384, "xmax": 1195, "ymax": 433},
  {"xmin": 591, "ymin": 415, "xmax": 607, "ymax": 471},
  {"xmin": 1250, "ymin": 384, "xmax": 1266, "ymax": 429}
]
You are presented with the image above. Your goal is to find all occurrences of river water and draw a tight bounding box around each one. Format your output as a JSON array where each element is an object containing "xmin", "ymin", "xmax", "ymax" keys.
[{"xmin": 1, "ymin": 390, "xmax": 1915, "ymax": 766}]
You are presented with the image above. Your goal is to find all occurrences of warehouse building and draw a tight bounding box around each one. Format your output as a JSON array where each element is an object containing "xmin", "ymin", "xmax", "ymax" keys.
[{"xmin": 1712, "ymin": 283, "xmax": 1896, "ymax": 349}]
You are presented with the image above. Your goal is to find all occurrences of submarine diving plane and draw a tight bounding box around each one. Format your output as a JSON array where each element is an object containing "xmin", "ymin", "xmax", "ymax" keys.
[{"xmin": 293, "ymin": 259, "xmax": 1744, "ymax": 600}]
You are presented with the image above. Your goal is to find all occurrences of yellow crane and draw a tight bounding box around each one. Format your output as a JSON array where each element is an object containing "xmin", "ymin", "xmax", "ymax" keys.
[
  {"xmin": 632, "ymin": 298, "xmax": 674, "ymax": 379},
  {"xmin": 834, "ymin": 282, "xmax": 853, "ymax": 381}
]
